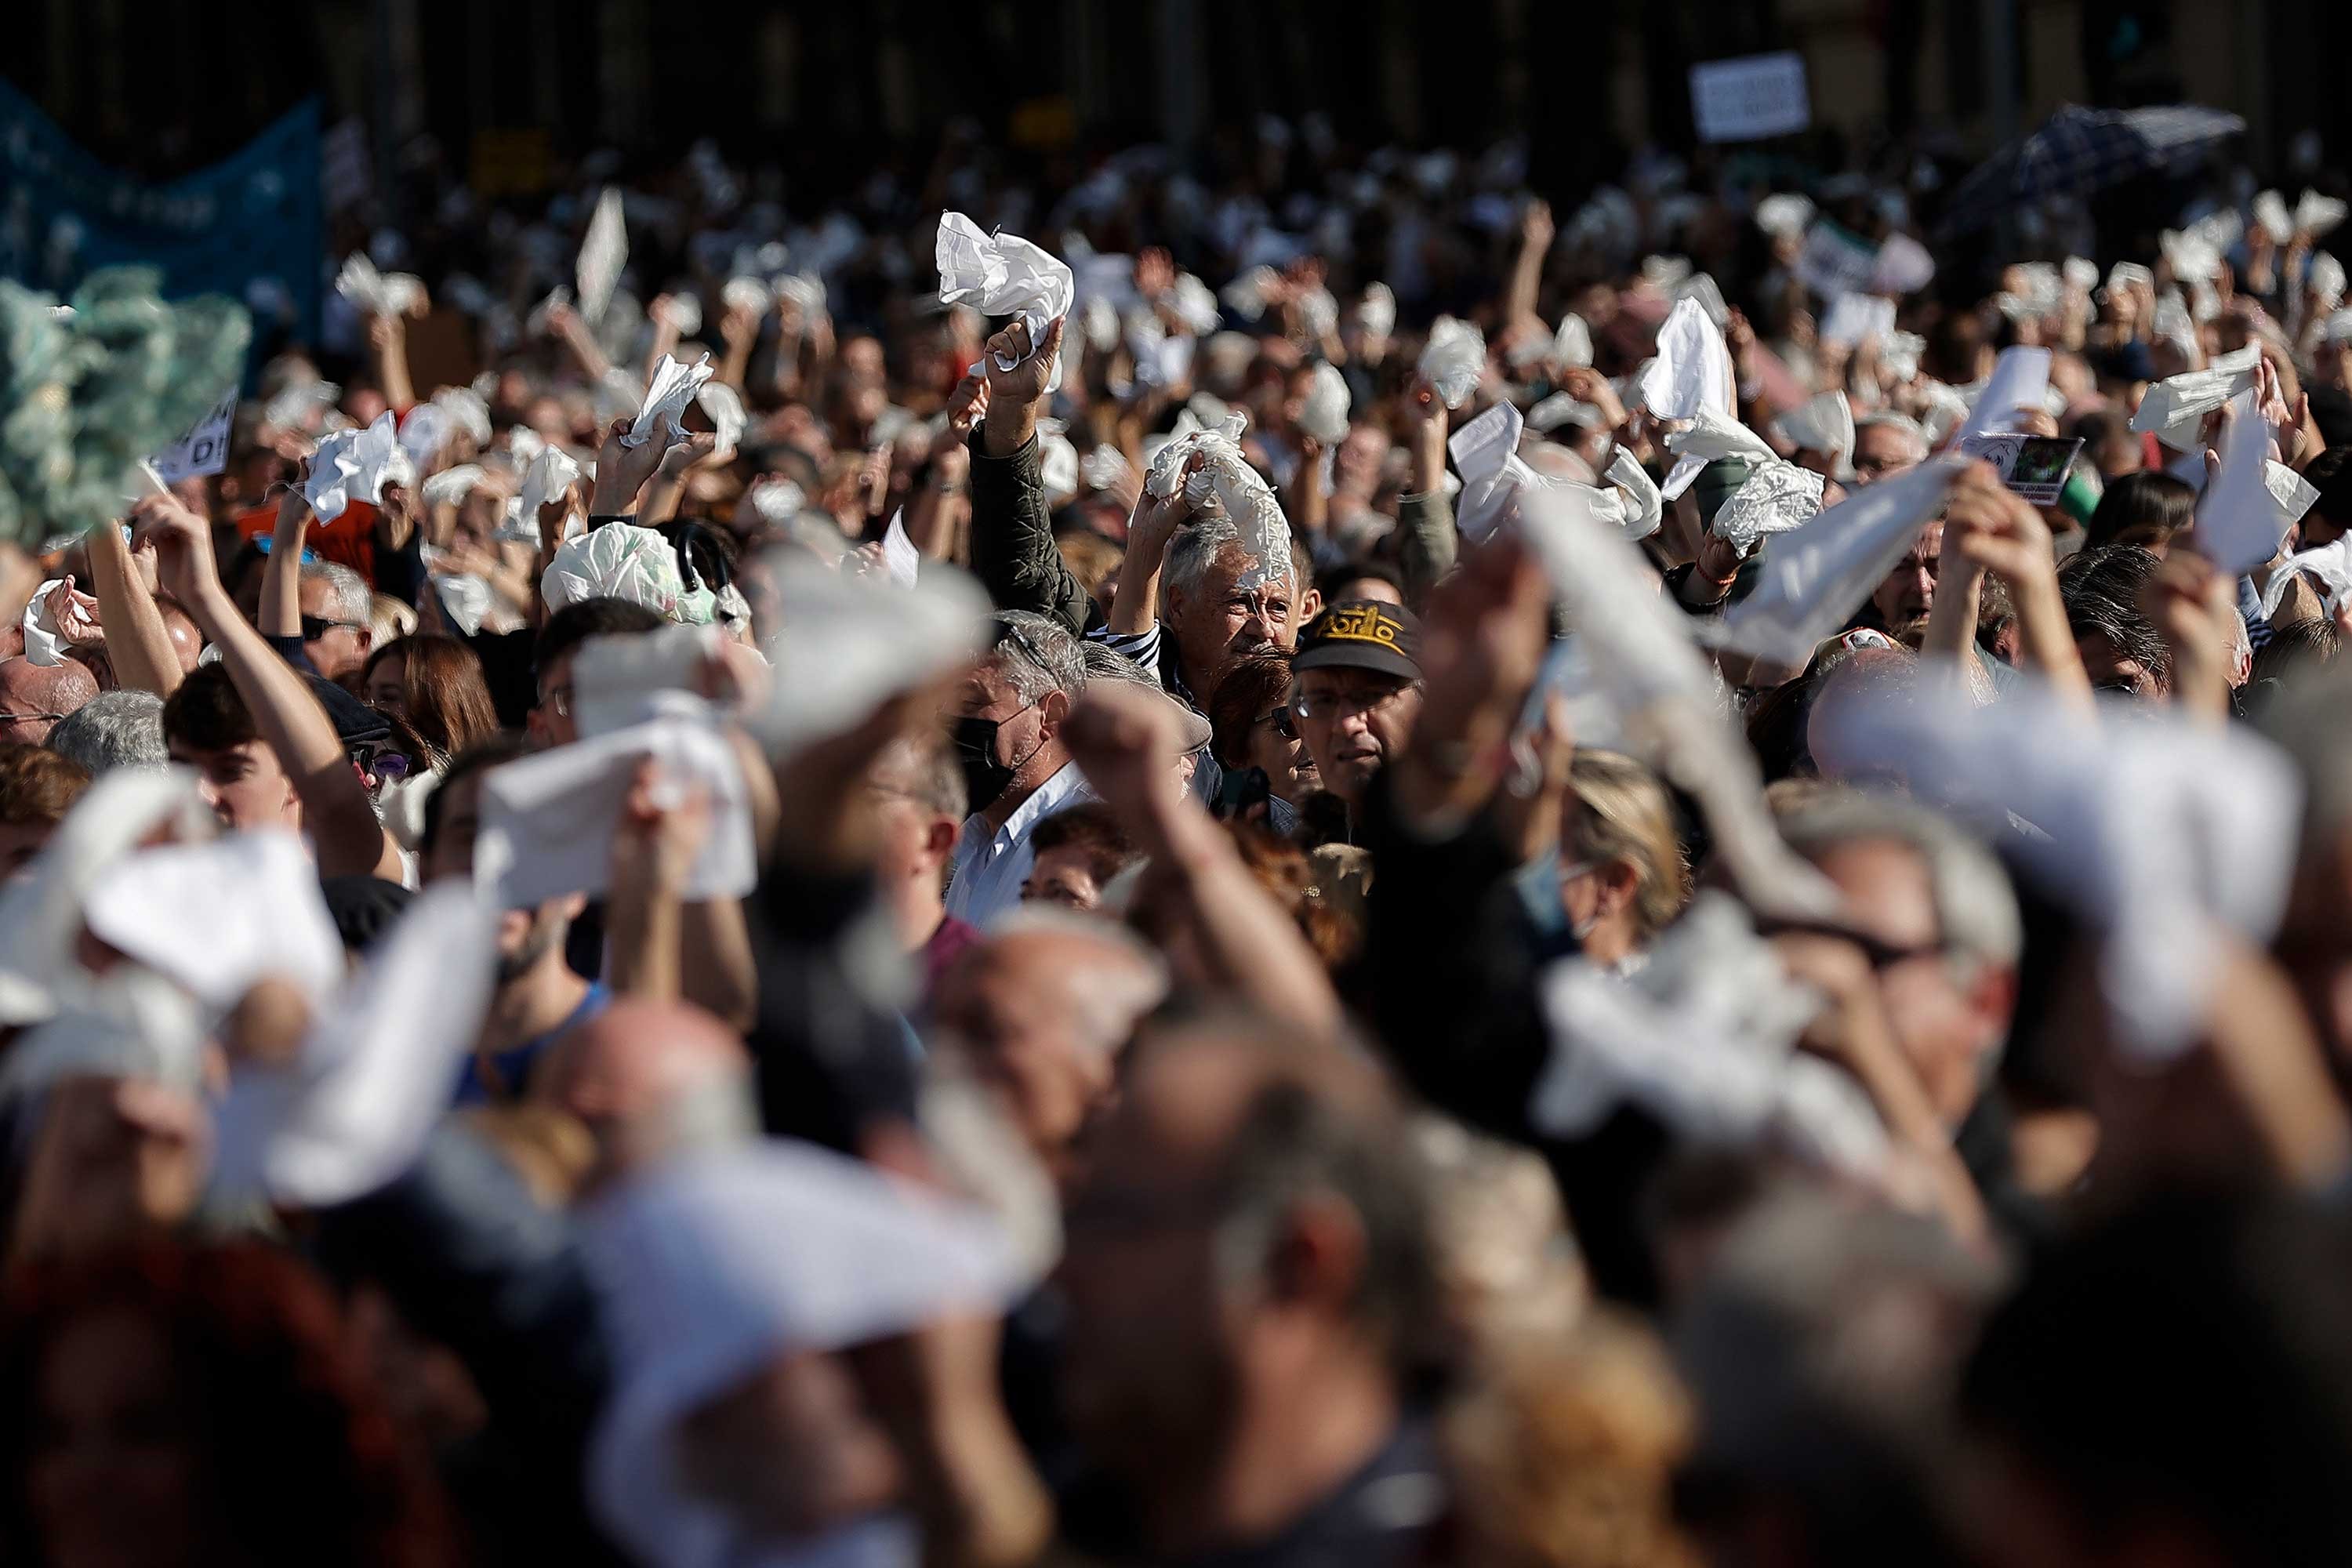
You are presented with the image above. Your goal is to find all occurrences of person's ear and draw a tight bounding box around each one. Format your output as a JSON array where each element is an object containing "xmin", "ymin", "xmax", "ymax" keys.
[
  {"xmin": 1297, "ymin": 586, "xmax": 1323, "ymax": 622},
  {"xmin": 1598, "ymin": 858, "xmax": 1642, "ymax": 919},
  {"xmin": 561, "ymin": 892, "xmax": 590, "ymax": 923},
  {"xmin": 354, "ymin": 626, "xmax": 374, "ymax": 659},
  {"xmin": 924, "ymin": 814, "xmax": 961, "ymax": 860},
  {"xmin": 1037, "ymin": 686, "xmax": 1073, "ymax": 737}
]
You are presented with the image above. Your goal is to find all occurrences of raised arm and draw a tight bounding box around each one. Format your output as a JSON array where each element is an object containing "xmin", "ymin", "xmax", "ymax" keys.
[
  {"xmin": 1105, "ymin": 456, "xmax": 1195, "ymax": 636},
  {"xmin": 84, "ymin": 509, "xmax": 185, "ymax": 699},
  {"xmin": 1504, "ymin": 199, "xmax": 1553, "ymax": 332},
  {"xmin": 259, "ymin": 488, "xmax": 307, "ymax": 642},
  {"xmin": 967, "ymin": 317, "xmax": 1094, "ymax": 633},
  {"xmin": 366, "ymin": 310, "xmax": 416, "ymax": 413},
  {"xmin": 129, "ymin": 492, "xmax": 400, "ymax": 881},
  {"xmin": 1944, "ymin": 462, "xmax": 2093, "ymax": 713}
]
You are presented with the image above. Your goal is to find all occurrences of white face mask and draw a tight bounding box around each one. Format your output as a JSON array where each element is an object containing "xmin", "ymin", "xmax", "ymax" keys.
[{"xmin": 1558, "ymin": 858, "xmax": 1603, "ymax": 942}]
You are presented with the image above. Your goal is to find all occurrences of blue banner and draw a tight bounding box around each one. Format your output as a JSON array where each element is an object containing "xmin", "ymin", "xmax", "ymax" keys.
[{"xmin": 0, "ymin": 80, "xmax": 321, "ymax": 361}]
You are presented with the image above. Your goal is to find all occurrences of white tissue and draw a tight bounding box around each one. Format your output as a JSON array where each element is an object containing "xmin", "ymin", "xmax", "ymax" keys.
[
  {"xmin": 1712, "ymin": 462, "xmax": 1827, "ymax": 554},
  {"xmin": 336, "ymin": 253, "xmax": 424, "ymax": 318},
  {"xmin": 1298, "ymin": 362, "xmax": 1351, "ymax": 444},
  {"xmin": 1417, "ymin": 316, "xmax": 1487, "ymax": 409},
  {"xmin": 622, "ymin": 353, "xmax": 717, "ymax": 452},
  {"xmin": 1143, "ymin": 411, "xmax": 1294, "ymax": 589},
  {"xmin": 305, "ymin": 410, "xmax": 414, "ymax": 521},
  {"xmin": 745, "ymin": 553, "xmax": 991, "ymax": 759},
  {"xmin": 1773, "ymin": 390, "xmax": 1855, "ymax": 474},
  {"xmin": 514, "ymin": 444, "xmax": 585, "ymax": 535},
  {"xmin": 934, "ymin": 212, "xmax": 1075, "ymax": 379}
]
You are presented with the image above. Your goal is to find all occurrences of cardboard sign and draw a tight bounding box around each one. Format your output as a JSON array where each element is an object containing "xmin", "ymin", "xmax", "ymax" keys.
[
  {"xmin": 1795, "ymin": 220, "xmax": 1881, "ymax": 303},
  {"xmin": 1690, "ymin": 53, "xmax": 1812, "ymax": 143},
  {"xmin": 1958, "ymin": 434, "xmax": 2085, "ymax": 506},
  {"xmin": 147, "ymin": 388, "xmax": 238, "ymax": 485}
]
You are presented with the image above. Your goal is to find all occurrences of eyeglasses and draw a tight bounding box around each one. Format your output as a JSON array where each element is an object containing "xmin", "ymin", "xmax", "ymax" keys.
[
  {"xmin": 1756, "ymin": 915, "xmax": 1945, "ymax": 972},
  {"xmin": 1289, "ymin": 681, "xmax": 1415, "ymax": 721},
  {"xmin": 300, "ymin": 615, "xmax": 368, "ymax": 641},
  {"xmin": 354, "ymin": 748, "xmax": 412, "ymax": 781},
  {"xmin": 537, "ymin": 684, "xmax": 573, "ymax": 719},
  {"xmin": 0, "ymin": 711, "xmax": 69, "ymax": 730},
  {"xmin": 1258, "ymin": 707, "xmax": 1298, "ymax": 741}
]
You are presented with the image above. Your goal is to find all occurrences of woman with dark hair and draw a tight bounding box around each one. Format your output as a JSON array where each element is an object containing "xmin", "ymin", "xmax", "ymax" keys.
[
  {"xmin": 0, "ymin": 1241, "xmax": 455, "ymax": 1568},
  {"xmin": 362, "ymin": 634, "xmax": 502, "ymax": 766},
  {"xmin": 2082, "ymin": 470, "xmax": 2197, "ymax": 554},
  {"xmin": 1206, "ymin": 652, "xmax": 1319, "ymax": 827}
]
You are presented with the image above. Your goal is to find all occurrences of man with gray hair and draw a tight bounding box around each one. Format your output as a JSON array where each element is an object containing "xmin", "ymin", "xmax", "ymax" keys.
[
  {"xmin": 296, "ymin": 559, "xmax": 375, "ymax": 681},
  {"xmin": 945, "ymin": 610, "xmax": 1094, "ymax": 927},
  {"xmin": 1777, "ymin": 793, "xmax": 2022, "ymax": 1133},
  {"xmin": 45, "ymin": 689, "xmax": 169, "ymax": 775},
  {"xmin": 1852, "ymin": 412, "xmax": 1929, "ymax": 485}
]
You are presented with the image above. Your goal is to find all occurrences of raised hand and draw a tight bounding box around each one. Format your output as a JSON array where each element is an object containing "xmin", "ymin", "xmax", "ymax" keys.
[
  {"xmin": 126, "ymin": 491, "xmax": 222, "ymax": 608},
  {"xmin": 943, "ymin": 368, "xmax": 990, "ymax": 436},
  {"xmin": 982, "ymin": 315, "xmax": 1065, "ymax": 409}
]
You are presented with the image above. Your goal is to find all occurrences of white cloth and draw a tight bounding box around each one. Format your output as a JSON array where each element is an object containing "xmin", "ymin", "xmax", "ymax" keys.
[
  {"xmin": 474, "ymin": 706, "xmax": 757, "ymax": 907},
  {"xmin": 1552, "ymin": 313, "xmax": 1594, "ymax": 368},
  {"xmin": 934, "ymin": 212, "xmax": 1074, "ymax": 381},
  {"xmin": 1417, "ymin": 316, "xmax": 1487, "ymax": 409},
  {"xmin": 514, "ymin": 444, "xmax": 585, "ymax": 538},
  {"xmin": 1142, "ymin": 411, "xmax": 1293, "ymax": 589},
  {"xmin": 19, "ymin": 578, "xmax": 83, "ymax": 666},
  {"xmin": 572, "ymin": 623, "xmax": 732, "ymax": 739},
  {"xmin": 420, "ymin": 464, "xmax": 486, "ymax": 509},
  {"xmin": 1297, "ymin": 362, "xmax": 1351, "ymax": 443},
  {"xmin": 335, "ymin": 253, "xmax": 424, "ymax": 318},
  {"xmin": 577, "ymin": 187, "xmax": 629, "ymax": 323},
  {"xmin": 1639, "ymin": 296, "xmax": 1736, "ymax": 425},
  {"xmin": 1711, "ymin": 462, "xmax": 1826, "ymax": 554},
  {"xmin": 1661, "ymin": 405, "xmax": 1777, "ymax": 503},
  {"xmin": 2259, "ymin": 534, "xmax": 2352, "ymax": 620},
  {"xmin": 543, "ymin": 524, "xmax": 707, "ymax": 622},
  {"xmin": 0, "ymin": 971, "xmax": 207, "ymax": 1102},
  {"xmin": 82, "ymin": 832, "xmax": 346, "ymax": 1011},
  {"xmin": 880, "ymin": 512, "xmax": 920, "ymax": 587},
  {"xmin": 697, "ymin": 380, "xmax": 747, "ymax": 454},
  {"xmin": 582, "ymin": 1142, "xmax": 1015, "ymax": 1568},
  {"xmin": 1773, "ymin": 390, "xmax": 1854, "ymax": 477},
  {"xmin": 1712, "ymin": 455, "xmax": 1963, "ymax": 667},
  {"xmin": 622, "ymin": 353, "xmax": 717, "ymax": 451},
  {"xmin": 745, "ymin": 554, "xmax": 992, "ymax": 760},
  {"xmin": 2130, "ymin": 343, "xmax": 2263, "ymax": 451},
  {"xmin": 945, "ymin": 761, "xmax": 1093, "ymax": 927},
  {"xmin": 304, "ymin": 410, "xmax": 413, "ymax": 521},
  {"xmin": 209, "ymin": 884, "xmax": 501, "ymax": 1207}
]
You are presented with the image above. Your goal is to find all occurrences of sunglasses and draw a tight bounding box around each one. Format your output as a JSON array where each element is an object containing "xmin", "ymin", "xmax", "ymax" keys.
[
  {"xmin": 1259, "ymin": 707, "xmax": 1298, "ymax": 741},
  {"xmin": 301, "ymin": 615, "xmax": 368, "ymax": 641},
  {"xmin": 354, "ymin": 747, "xmax": 412, "ymax": 781}
]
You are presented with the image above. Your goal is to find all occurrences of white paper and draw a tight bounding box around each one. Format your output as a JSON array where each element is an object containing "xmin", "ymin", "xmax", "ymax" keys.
[
  {"xmin": 1297, "ymin": 361, "xmax": 1351, "ymax": 444},
  {"xmin": 1639, "ymin": 296, "xmax": 1737, "ymax": 426},
  {"xmin": 335, "ymin": 252, "xmax": 423, "ymax": 318},
  {"xmin": 475, "ymin": 712, "xmax": 755, "ymax": 908},
  {"xmin": 83, "ymin": 833, "xmax": 345, "ymax": 1010},
  {"xmin": 1417, "ymin": 316, "xmax": 1487, "ymax": 409},
  {"xmin": 571, "ymin": 623, "xmax": 730, "ymax": 740},
  {"xmin": 1449, "ymin": 401, "xmax": 1535, "ymax": 543},
  {"xmin": 209, "ymin": 884, "xmax": 500, "ymax": 1207},
  {"xmin": 745, "ymin": 553, "xmax": 991, "ymax": 760},
  {"xmin": 577, "ymin": 187, "xmax": 629, "ymax": 324},
  {"xmin": 2192, "ymin": 393, "xmax": 2295, "ymax": 575},
  {"xmin": 1820, "ymin": 292, "xmax": 1896, "ymax": 350},
  {"xmin": 934, "ymin": 212, "xmax": 1075, "ymax": 379},
  {"xmin": 880, "ymin": 510, "xmax": 921, "ymax": 588},
  {"xmin": 1688, "ymin": 52, "xmax": 1810, "ymax": 143},
  {"xmin": 2130, "ymin": 343, "xmax": 2263, "ymax": 451},
  {"xmin": 1955, "ymin": 346, "xmax": 2053, "ymax": 445},
  {"xmin": 147, "ymin": 387, "xmax": 238, "ymax": 485},
  {"xmin": 1712, "ymin": 454, "xmax": 1965, "ymax": 666},
  {"xmin": 0, "ymin": 769, "xmax": 215, "ymax": 1025},
  {"xmin": 1513, "ymin": 486, "xmax": 1841, "ymax": 920},
  {"xmin": 304, "ymin": 410, "xmax": 413, "ymax": 521}
]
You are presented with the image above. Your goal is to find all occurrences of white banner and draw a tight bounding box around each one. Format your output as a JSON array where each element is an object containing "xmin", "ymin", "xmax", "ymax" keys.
[{"xmin": 1690, "ymin": 53, "xmax": 1812, "ymax": 144}]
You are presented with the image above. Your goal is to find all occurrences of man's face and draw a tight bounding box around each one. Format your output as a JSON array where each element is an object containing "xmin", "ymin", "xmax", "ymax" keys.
[
  {"xmin": 933, "ymin": 937, "xmax": 1122, "ymax": 1180},
  {"xmin": 1335, "ymin": 426, "xmax": 1385, "ymax": 493},
  {"xmin": 1291, "ymin": 665, "xmax": 1421, "ymax": 806},
  {"xmin": 948, "ymin": 660, "xmax": 1056, "ymax": 800},
  {"xmin": 1023, "ymin": 845, "xmax": 1105, "ymax": 910},
  {"xmin": 2077, "ymin": 635, "xmax": 2162, "ymax": 699},
  {"xmin": 1852, "ymin": 424, "xmax": 1922, "ymax": 485},
  {"xmin": 167, "ymin": 739, "xmax": 299, "ymax": 833},
  {"xmin": 297, "ymin": 577, "xmax": 371, "ymax": 681},
  {"xmin": 863, "ymin": 754, "xmax": 958, "ymax": 897},
  {"xmin": 1809, "ymin": 837, "xmax": 2008, "ymax": 1128},
  {"xmin": 1872, "ymin": 521, "xmax": 1944, "ymax": 626},
  {"xmin": 1167, "ymin": 549, "xmax": 1297, "ymax": 695},
  {"xmin": 0, "ymin": 659, "xmax": 91, "ymax": 746}
]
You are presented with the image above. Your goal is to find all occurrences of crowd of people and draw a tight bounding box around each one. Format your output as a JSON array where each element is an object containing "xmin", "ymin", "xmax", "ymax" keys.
[{"xmin": 5, "ymin": 107, "xmax": 2352, "ymax": 1567}]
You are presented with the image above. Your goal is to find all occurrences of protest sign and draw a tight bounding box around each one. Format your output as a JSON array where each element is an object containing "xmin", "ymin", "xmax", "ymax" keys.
[{"xmin": 1690, "ymin": 53, "xmax": 1812, "ymax": 143}]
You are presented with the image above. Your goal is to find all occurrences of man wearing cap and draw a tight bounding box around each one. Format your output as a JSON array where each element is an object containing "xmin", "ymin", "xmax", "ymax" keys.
[{"xmin": 1288, "ymin": 600, "xmax": 1425, "ymax": 815}]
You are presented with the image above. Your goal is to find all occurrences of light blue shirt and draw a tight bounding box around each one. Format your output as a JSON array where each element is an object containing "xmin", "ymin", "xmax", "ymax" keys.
[{"xmin": 942, "ymin": 760, "xmax": 1094, "ymax": 927}]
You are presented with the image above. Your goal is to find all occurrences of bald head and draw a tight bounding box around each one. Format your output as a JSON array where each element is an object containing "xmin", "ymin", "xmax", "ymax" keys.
[
  {"xmin": 532, "ymin": 996, "xmax": 754, "ymax": 1189},
  {"xmin": 0, "ymin": 659, "xmax": 98, "ymax": 745}
]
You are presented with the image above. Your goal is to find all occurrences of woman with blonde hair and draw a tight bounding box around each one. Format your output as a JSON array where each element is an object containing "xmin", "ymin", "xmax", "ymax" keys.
[{"xmin": 1559, "ymin": 751, "xmax": 1689, "ymax": 971}]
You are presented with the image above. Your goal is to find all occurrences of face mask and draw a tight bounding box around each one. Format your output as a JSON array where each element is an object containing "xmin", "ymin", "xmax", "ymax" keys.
[{"xmin": 952, "ymin": 711, "xmax": 1030, "ymax": 812}]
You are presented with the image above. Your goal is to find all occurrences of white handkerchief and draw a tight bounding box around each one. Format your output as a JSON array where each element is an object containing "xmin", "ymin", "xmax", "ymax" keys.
[
  {"xmin": 433, "ymin": 385, "xmax": 493, "ymax": 446},
  {"xmin": 1773, "ymin": 390, "xmax": 1854, "ymax": 474},
  {"xmin": 1754, "ymin": 194, "xmax": 1815, "ymax": 241},
  {"xmin": 2320, "ymin": 308, "xmax": 2352, "ymax": 345},
  {"xmin": 1712, "ymin": 454, "xmax": 1965, "ymax": 666},
  {"xmin": 2310, "ymin": 253, "xmax": 2348, "ymax": 307},
  {"xmin": 720, "ymin": 275, "xmax": 771, "ymax": 317},
  {"xmin": 1512, "ymin": 485, "xmax": 1840, "ymax": 921},
  {"xmin": 1526, "ymin": 394, "xmax": 1602, "ymax": 434},
  {"xmin": 1533, "ymin": 893, "xmax": 1885, "ymax": 1177},
  {"xmin": 2191, "ymin": 394, "xmax": 2293, "ymax": 575},
  {"xmin": 420, "ymin": 465, "xmax": 485, "ymax": 509},
  {"xmin": 430, "ymin": 574, "xmax": 494, "ymax": 635},
  {"xmin": 1675, "ymin": 273, "xmax": 1731, "ymax": 328},
  {"xmin": 1712, "ymin": 462, "xmax": 1827, "ymax": 554},
  {"xmin": 1552, "ymin": 313, "xmax": 1594, "ymax": 369},
  {"xmin": 622, "ymin": 353, "xmax": 717, "ymax": 451},
  {"xmin": 1298, "ymin": 362, "xmax": 1351, "ymax": 444},
  {"xmin": 209, "ymin": 884, "xmax": 501, "ymax": 1207},
  {"xmin": 396, "ymin": 402, "xmax": 453, "ymax": 472},
  {"xmin": 1417, "ymin": 317, "xmax": 1487, "ymax": 409},
  {"xmin": 2256, "ymin": 190, "xmax": 2295, "ymax": 245},
  {"xmin": 1879, "ymin": 331, "xmax": 1927, "ymax": 385},
  {"xmin": 1449, "ymin": 401, "xmax": 1536, "ymax": 543},
  {"xmin": 1820, "ymin": 292, "xmax": 1896, "ymax": 349},
  {"xmin": 572, "ymin": 624, "xmax": 731, "ymax": 740},
  {"xmin": 543, "ymin": 523, "xmax": 701, "ymax": 622},
  {"xmin": 2063, "ymin": 256, "xmax": 2100, "ymax": 294},
  {"xmin": 1143, "ymin": 411, "xmax": 1294, "ymax": 587},
  {"xmin": 1356, "ymin": 282, "xmax": 1398, "ymax": 338},
  {"xmin": 1810, "ymin": 673, "xmax": 2300, "ymax": 1061},
  {"xmin": 474, "ymin": 711, "xmax": 755, "ymax": 908},
  {"xmin": 19, "ymin": 579, "xmax": 79, "ymax": 667},
  {"xmin": 304, "ymin": 410, "xmax": 414, "ymax": 521},
  {"xmin": 1661, "ymin": 406, "xmax": 1779, "ymax": 503},
  {"xmin": 82, "ymin": 832, "xmax": 345, "ymax": 1011},
  {"xmin": 1957, "ymin": 346, "xmax": 2053, "ymax": 444},
  {"xmin": 2299, "ymin": 190, "xmax": 2348, "ymax": 240},
  {"xmin": 695, "ymin": 380, "xmax": 746, "ymax": 453},
  {"xmin": 2259, "ymin": 534, "xmax": 2352, "ymax": 620},
  {"xmin": 514, "ymin": 443, "xmax": 585, "ymax": 533},
  {"xmin": 0, "ymin": 768, "xmax": 215, "ymax": 1025},
  {"xmin": 934, "ymin": 212, "xmax": 1075, "ymax": 378},
  {"xmin": 0, "ymin": 971, "xmax": 208, "ymax": 1102},
  {"xmin": 2129, "ymin": 343, "xmax": 2262, "ymax": 451},
  {"xmin": 577, "ymin": 187, "xmax": 629, "ymax": 323},
  {"xmin": 1870, "ymin": 234, "xmax": 1936, "ymax": 296},
  {"xmin": 881, "ymin": 510, "xmax": 921, "ymax": 588},
  {"xmin": 746, "ymin": 554, "xmax": 991, "ymax": 760},
  {"xmin": 1639, "ymin": 296, "xmax": 1735, "ymax": 424},
  {"xmin": 335, "ymin": 253, "xmax": 424, "ymax": 318}
]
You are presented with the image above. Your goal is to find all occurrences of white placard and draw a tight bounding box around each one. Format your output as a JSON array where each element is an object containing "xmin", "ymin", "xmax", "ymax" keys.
[
  {"xmin": 1795, "ymin": 220, "xmax": 1880, "ymax": 303},
  {"xmin": 1690, "ymin": 53, "xmax": 1812, "ymax": 144},
  {"xmin": 147, "ymin": 388, "xmax": 238, "ymax": 485}
]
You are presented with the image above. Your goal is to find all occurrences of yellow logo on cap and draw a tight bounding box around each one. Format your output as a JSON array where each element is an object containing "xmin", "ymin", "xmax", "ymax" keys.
[{"xmin": 1323, "ymin": 605, "xmax": 1401, "ymax": 648}]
